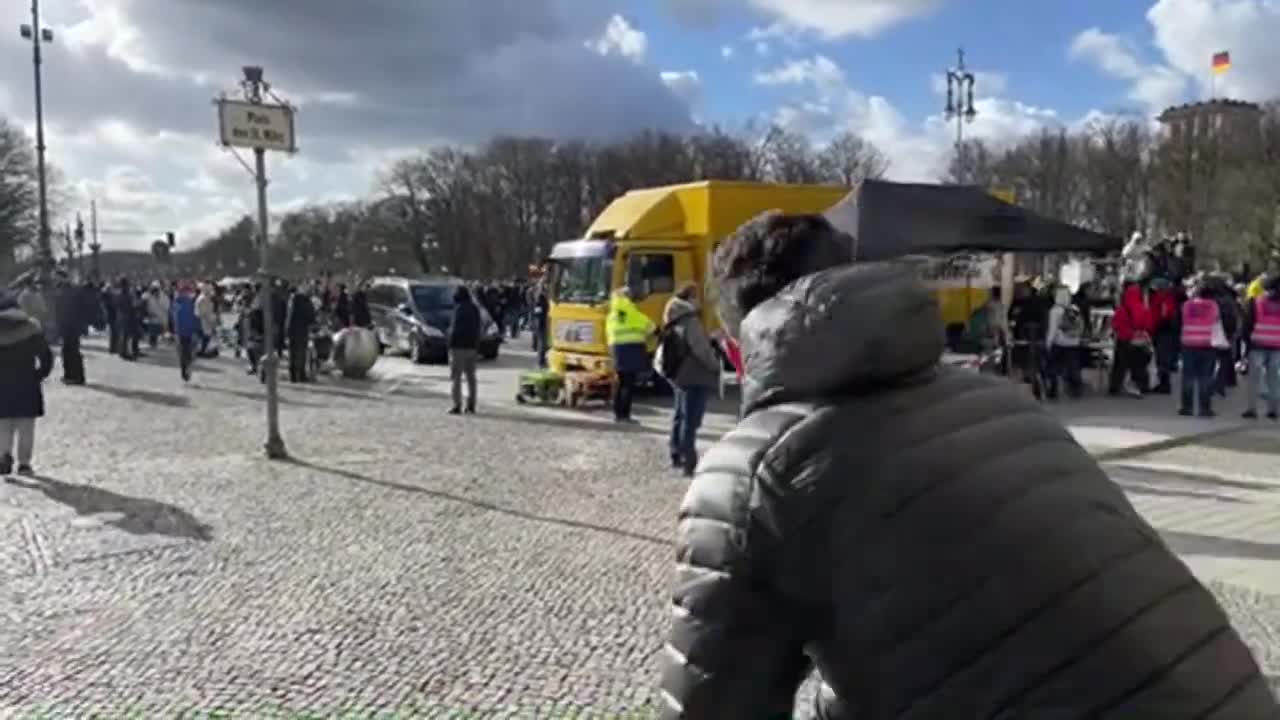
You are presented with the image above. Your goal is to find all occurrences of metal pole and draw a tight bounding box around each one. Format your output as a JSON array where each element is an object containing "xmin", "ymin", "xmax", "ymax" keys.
[
  {"xmin": 245, "ymin": 70, "xmax": 287, "ymax": 460},
  {"xmin": 88, "ymin": 199, "xmax": 100, "ymax": 279},
  {"xmin": 29, "ymin": 0, "xmax": 51, "ymax": 277}
]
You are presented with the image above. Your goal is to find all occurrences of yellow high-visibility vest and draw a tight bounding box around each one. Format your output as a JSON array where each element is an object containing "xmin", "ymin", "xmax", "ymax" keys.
[
  {"xmin": 606, "ymin": 294, "xmax": 653, "ymax": 346},
  {"xmin": 1248, "ymin": 275, "xmax": 1267, "ymax": 301}
]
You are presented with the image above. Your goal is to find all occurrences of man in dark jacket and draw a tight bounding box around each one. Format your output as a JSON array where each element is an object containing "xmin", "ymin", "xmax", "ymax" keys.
[
  {"xmin": 657, "ymin": 211, "xmax": 1276, "ymax": 720},
  {"xmin": 285, "ymin": 283, "xmax": 316, "ymax": 383},
  {"xmin": 448, "ymin": 284, "xmax": 481, "ymax": 415},
  {"xmin": 55, "ymin": 277, "xmax": 86, "ymax": 385},
  {"xmin": 0, "ymin": 297, "xmax": 54, "ymax": 476}
]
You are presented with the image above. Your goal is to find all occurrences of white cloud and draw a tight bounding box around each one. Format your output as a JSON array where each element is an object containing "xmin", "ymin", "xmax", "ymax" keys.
[
  {"xmin": 720, "ymin": 45, "xmax": 734, "ymax": 59},
  {"xmin": 1070, "ymin": 1, "xmax": 1280, "ymax": 112},
  {"xmin": 587, "ymin": 14, "xmax": 647, "ymax": 64},
  {"xmin": 756, "ymin": 54, "xmax": 1073, "ymax": 182},
  {"xmin": 660, "ymin": 71, "xmax": 703, "ymax": 104},
  {"xmin": 1146, "ymin": 0, "xmax": 1280, "ymax": 102},
  {"xmin": 746, "ymin": 0, "xmax": 941, "ymax": 39},
  {"xmin": 755, "ymin": 41, "xmax": 771, "ymax": 56},
  {"xmin": 1068, "ymin": 28, "xmax": 1188, "ymax": 113}
]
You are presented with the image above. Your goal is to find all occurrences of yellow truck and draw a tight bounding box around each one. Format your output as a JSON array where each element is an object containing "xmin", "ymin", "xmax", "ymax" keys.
[{"xmin": 545, "ymin": 180, "xmax": 848, "ymax": 375}]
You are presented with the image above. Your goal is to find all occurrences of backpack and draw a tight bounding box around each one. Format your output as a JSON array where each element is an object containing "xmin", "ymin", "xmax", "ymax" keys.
[{"xmin": 656, "ymin": 320, "xmax": 687, "ymax": 380}]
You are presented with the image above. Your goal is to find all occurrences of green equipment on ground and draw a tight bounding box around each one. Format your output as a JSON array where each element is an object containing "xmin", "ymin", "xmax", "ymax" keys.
[{"xmin": 515, "ymin": 370, "xmax": 565, "ymax": 405}]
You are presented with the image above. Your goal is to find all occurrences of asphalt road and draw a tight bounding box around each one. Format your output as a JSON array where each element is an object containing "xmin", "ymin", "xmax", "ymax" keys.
[{"xmin": 1, "ymin": 336, "xmax": 1277, "ymax": 717}]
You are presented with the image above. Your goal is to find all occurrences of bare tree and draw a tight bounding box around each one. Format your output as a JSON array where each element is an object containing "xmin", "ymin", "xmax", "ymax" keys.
[
  {"xmin": 816, "ymin": 131, "xmax": 889, "ymax": 185},
  {"xmin": 942, "ymin": 139, "xmax": 998, "ymax": 186},
  {"xmin": 0, "ymin": 117, "xmax": 39, "ymax": 271}
]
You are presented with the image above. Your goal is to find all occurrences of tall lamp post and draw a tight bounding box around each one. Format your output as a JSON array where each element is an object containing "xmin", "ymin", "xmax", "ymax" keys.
[
  {"xmin": 944, "ymin": 48, "xmax": 977, "ymax": 178},
  {"xmin": 19, "ymin": 0, "xmax": 53, "ymax": 278}
]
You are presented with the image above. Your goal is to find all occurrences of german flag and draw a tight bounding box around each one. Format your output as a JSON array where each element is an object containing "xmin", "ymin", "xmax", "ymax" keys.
[{"xmin": 1212, "ymin": 51, "xmax": 1231, "ymax": 74}]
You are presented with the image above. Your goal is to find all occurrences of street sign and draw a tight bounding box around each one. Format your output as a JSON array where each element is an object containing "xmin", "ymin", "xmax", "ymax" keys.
[{"xmin": 216, "ymin": 99, "xmax": 296, "ymax": 152}]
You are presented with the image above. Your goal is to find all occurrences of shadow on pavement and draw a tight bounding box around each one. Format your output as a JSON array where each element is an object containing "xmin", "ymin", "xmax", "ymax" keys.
[
  {"xmin": 1161, "ymin": 530, "xmax": 1280, "ymax": 561},
  {"xmin": 196, "ymin": 384, "xmax": 326, "ymax": 408},
  {"xmin": 1116, "ymin": 482, "xmax": 1247, "ymax": 505},
  {"xmin": 5, "ymin": 474, "xmax": 213, "ymax": 541},
  {"xmin": 132, "ymin": 351, "xmax": 225, "ymax": 375},
  {"xmin": 287, "ymin": 457, "xmax": 671, "ymax": 547},
  {"xmin": 83, "ymin": 382, "xmax": 191, "ymax": 408},
  {"xmin": 1197, "ymin": 429, "xmax": 1280, "ymax": 456},
  {"xmin": 1109, "ymin": 464, "xmax": 1277, "ymax": 494}
]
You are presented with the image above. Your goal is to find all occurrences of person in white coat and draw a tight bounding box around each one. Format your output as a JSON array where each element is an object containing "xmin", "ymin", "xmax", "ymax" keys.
[
  {"xmin": 1045, "ymin": 285, "xmax": 1084, "ymax": 399},
  {"xmin": 144, "ymin": 283, "xmax": 170, "ymax": 348},
  {"xmin": 194, "ymin": 283, "xmax": 218, "ymax": 354}
]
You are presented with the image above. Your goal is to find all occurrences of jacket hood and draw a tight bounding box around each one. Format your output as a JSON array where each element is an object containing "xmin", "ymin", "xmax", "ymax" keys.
[
  {"xmin": 738, "ymin": 261, "xmax": 944, "ymax": 412},
  {"xmin": 664, "ymin": 296, "xmax": 698, "ymax": 325},
  {"xmin": 0, "ymin": 308, "xmax": 41, "ymax": 347}
]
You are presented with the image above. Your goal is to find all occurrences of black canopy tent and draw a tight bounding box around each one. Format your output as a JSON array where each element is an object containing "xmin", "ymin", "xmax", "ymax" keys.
[{"xmin": 823, "ymin": 180, "xmax": 1121, "ymax": 261}]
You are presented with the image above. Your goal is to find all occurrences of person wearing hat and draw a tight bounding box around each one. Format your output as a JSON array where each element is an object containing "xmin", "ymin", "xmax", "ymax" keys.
[{"xmin": 0, "ymin": 294, "xmax": 54, "ymax": 475}]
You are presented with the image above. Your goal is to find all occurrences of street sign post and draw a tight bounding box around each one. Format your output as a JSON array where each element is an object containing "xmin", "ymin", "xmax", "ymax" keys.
[{"xmin": 214, "ymin": 67, "xmax": 297, "ymax": 461}]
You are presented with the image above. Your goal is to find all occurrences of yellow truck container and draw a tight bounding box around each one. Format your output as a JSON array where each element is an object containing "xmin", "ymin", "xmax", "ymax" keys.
[{"xmin": 545, "ymin": 180, "xmax": 848, "ymax": 375}]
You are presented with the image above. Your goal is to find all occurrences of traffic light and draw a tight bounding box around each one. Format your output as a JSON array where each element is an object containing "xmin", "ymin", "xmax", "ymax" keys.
[{"xmin": 167, "ymin": 232, "xmax": 176, "ymax": 247}]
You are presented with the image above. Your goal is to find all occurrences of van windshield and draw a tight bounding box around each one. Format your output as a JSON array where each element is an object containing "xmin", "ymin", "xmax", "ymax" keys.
[
  {"xmin": 411, "ymin": 284, "xmax": 456, "ymax": 311},
  {"xmin": 550, "ymin": 257, "xmax": 612, "ymax": 305}
]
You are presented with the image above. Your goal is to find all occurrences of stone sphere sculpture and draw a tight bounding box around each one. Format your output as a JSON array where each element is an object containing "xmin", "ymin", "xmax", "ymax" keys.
[{"xmin": 333, "ymin": 327, "xmax": 379, "ymax": 379}]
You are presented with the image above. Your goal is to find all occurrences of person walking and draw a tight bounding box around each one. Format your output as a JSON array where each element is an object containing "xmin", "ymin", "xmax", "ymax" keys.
[
  {"xmin": 171, "ymin": 281, "xmax": 199, "ymax": 382},
  {"xmin": 0, "ymin": 295, "xmax": 54, "ymax": 476},
  {"xmin": 1179, "ymin": 276, "xmax": 1227, "ymax": 418},
  {"xmin": 1044, "ymin": 284, "xmax": 1083, "ymax": 400},
  {"xmin": 115, "ymin": 278, "xmax": 140, "ymax": 360},
  {"xmin": 606, "ymin": 287, "xmax": 654, "ymax": 423},
  {"xmin": 144, "ymin": 283, "xmax": 169, "ymax": 348},
  {"xmin": 660, "ymin": 283, "xmax": 721, "ymax": 476},
  {"xmin": 657, "ymin": 211, "xmax": 1277, "ymax": 719},
  {"xmin": 1242, "ymin": 275, "xmax": 1280, "ymax": 420},
  {"xmin": 447, "ymin": 285, "xmax": 481, "ymax": 415},
  {"xmin": 55, "ymin": 277, "xmax": 86, "ymax": 385},
  {"xmin": 285, "ymin": 283, "xmax": 316, "ymax": 383}
]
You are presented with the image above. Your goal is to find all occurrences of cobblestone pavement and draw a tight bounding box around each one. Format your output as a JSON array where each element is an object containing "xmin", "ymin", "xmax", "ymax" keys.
[{"xmin": 1, "ymin": 339, "xmax": 1278, "ymax": 718}]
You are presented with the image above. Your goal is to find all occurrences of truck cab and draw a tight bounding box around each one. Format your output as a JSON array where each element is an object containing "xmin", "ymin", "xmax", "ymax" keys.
[{"xmin": 545, "ymin": 180, "xmax": 848, "ymax": 376}]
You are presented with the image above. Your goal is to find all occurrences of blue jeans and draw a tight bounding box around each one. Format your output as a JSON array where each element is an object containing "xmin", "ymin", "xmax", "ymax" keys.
[
  {"xmin": 670, "ymin": 385, "xmax": 709, "ymax": 470},
  {"xmin": 1180, "ymin": 347, "xmax": 1217, "ymax": 414},
  {"xmin": 1247, "ymin": 348, "xmax": 1280, "ymax": 414}
]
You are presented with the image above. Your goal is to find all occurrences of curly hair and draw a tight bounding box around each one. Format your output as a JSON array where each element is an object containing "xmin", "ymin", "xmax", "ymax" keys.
[{"xmin": 712, "ymin": 211, "xmax": 852, "ymax": 335}]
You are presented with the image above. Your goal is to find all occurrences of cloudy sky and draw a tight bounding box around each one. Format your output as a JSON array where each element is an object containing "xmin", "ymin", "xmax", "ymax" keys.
[{"xmin": 0, "ymin": 0, "xmax": 1277, "ymax": 251}]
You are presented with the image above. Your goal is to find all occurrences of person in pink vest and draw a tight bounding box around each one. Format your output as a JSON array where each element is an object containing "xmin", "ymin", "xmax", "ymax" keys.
[
  {"xmin": 1179, "ymin": 275, "xmax": 1226, "ymax": 417},
  {"xmin": 1241, "ymin": 275, "xmax": 1280, "ymax": 419}
]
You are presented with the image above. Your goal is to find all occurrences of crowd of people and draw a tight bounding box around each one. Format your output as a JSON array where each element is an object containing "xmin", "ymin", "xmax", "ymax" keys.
[{"xmin": 961, "ymin": 235, "xmax": 1280, "ymax": 420}]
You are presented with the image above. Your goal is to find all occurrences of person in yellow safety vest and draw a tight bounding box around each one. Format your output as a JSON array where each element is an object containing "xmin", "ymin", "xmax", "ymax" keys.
[
  {"xmin": 1246, "ymin": 254, "xmax": 1280, "ymax": 300},
  {"xmin": 1179, "ymin": 275, "xmax": 1227, "ymax": 418},
  {"xmin": 1241, "ymin": 276, "xmax": 1280, "ymax": 420},
  {"xmin": 606, "ymin": 287, "xmax": 655, "ymax": 423}
]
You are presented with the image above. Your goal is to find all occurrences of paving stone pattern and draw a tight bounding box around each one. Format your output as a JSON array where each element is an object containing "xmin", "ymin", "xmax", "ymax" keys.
[{"xmin": 1, "ymin": 341, "xmax": 1277, "ymax": 718}]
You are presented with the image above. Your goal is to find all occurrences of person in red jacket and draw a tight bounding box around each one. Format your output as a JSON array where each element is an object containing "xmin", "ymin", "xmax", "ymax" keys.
[
  {"xmin": 1109, "ymin": 281, "xmax": 1155, "ymax": 397},
  {"xmin": 1149, "ymin": 279, "xmax": 1180, "ymax": 394}
]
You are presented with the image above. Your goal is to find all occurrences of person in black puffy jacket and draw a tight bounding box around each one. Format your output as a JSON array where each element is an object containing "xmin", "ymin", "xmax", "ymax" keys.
[{"xmin": 657, "ymin": 211, "xmax": 1276, "ymax": 720}]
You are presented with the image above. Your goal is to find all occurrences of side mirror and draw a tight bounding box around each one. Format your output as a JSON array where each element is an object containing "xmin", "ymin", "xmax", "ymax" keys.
[{"xmin": 397, "ymin": 303, "xmax": 413, "ymax": 316}]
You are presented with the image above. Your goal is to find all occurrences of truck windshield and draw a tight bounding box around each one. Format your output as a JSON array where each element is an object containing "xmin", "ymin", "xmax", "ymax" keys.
[{"xmin": 550, "ymin": 257, "xmax": 612, "ymax": 305}]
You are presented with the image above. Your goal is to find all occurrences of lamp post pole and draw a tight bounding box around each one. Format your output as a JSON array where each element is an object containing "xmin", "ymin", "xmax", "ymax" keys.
[{"xmin": 20, "ymin": 0, "xmax": 53, "ymax": 278}]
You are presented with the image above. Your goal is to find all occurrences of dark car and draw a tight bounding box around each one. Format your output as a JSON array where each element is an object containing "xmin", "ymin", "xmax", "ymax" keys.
[{"xmin": 368, "ymin": 276, "xmax": 501, "ymax": 363}]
